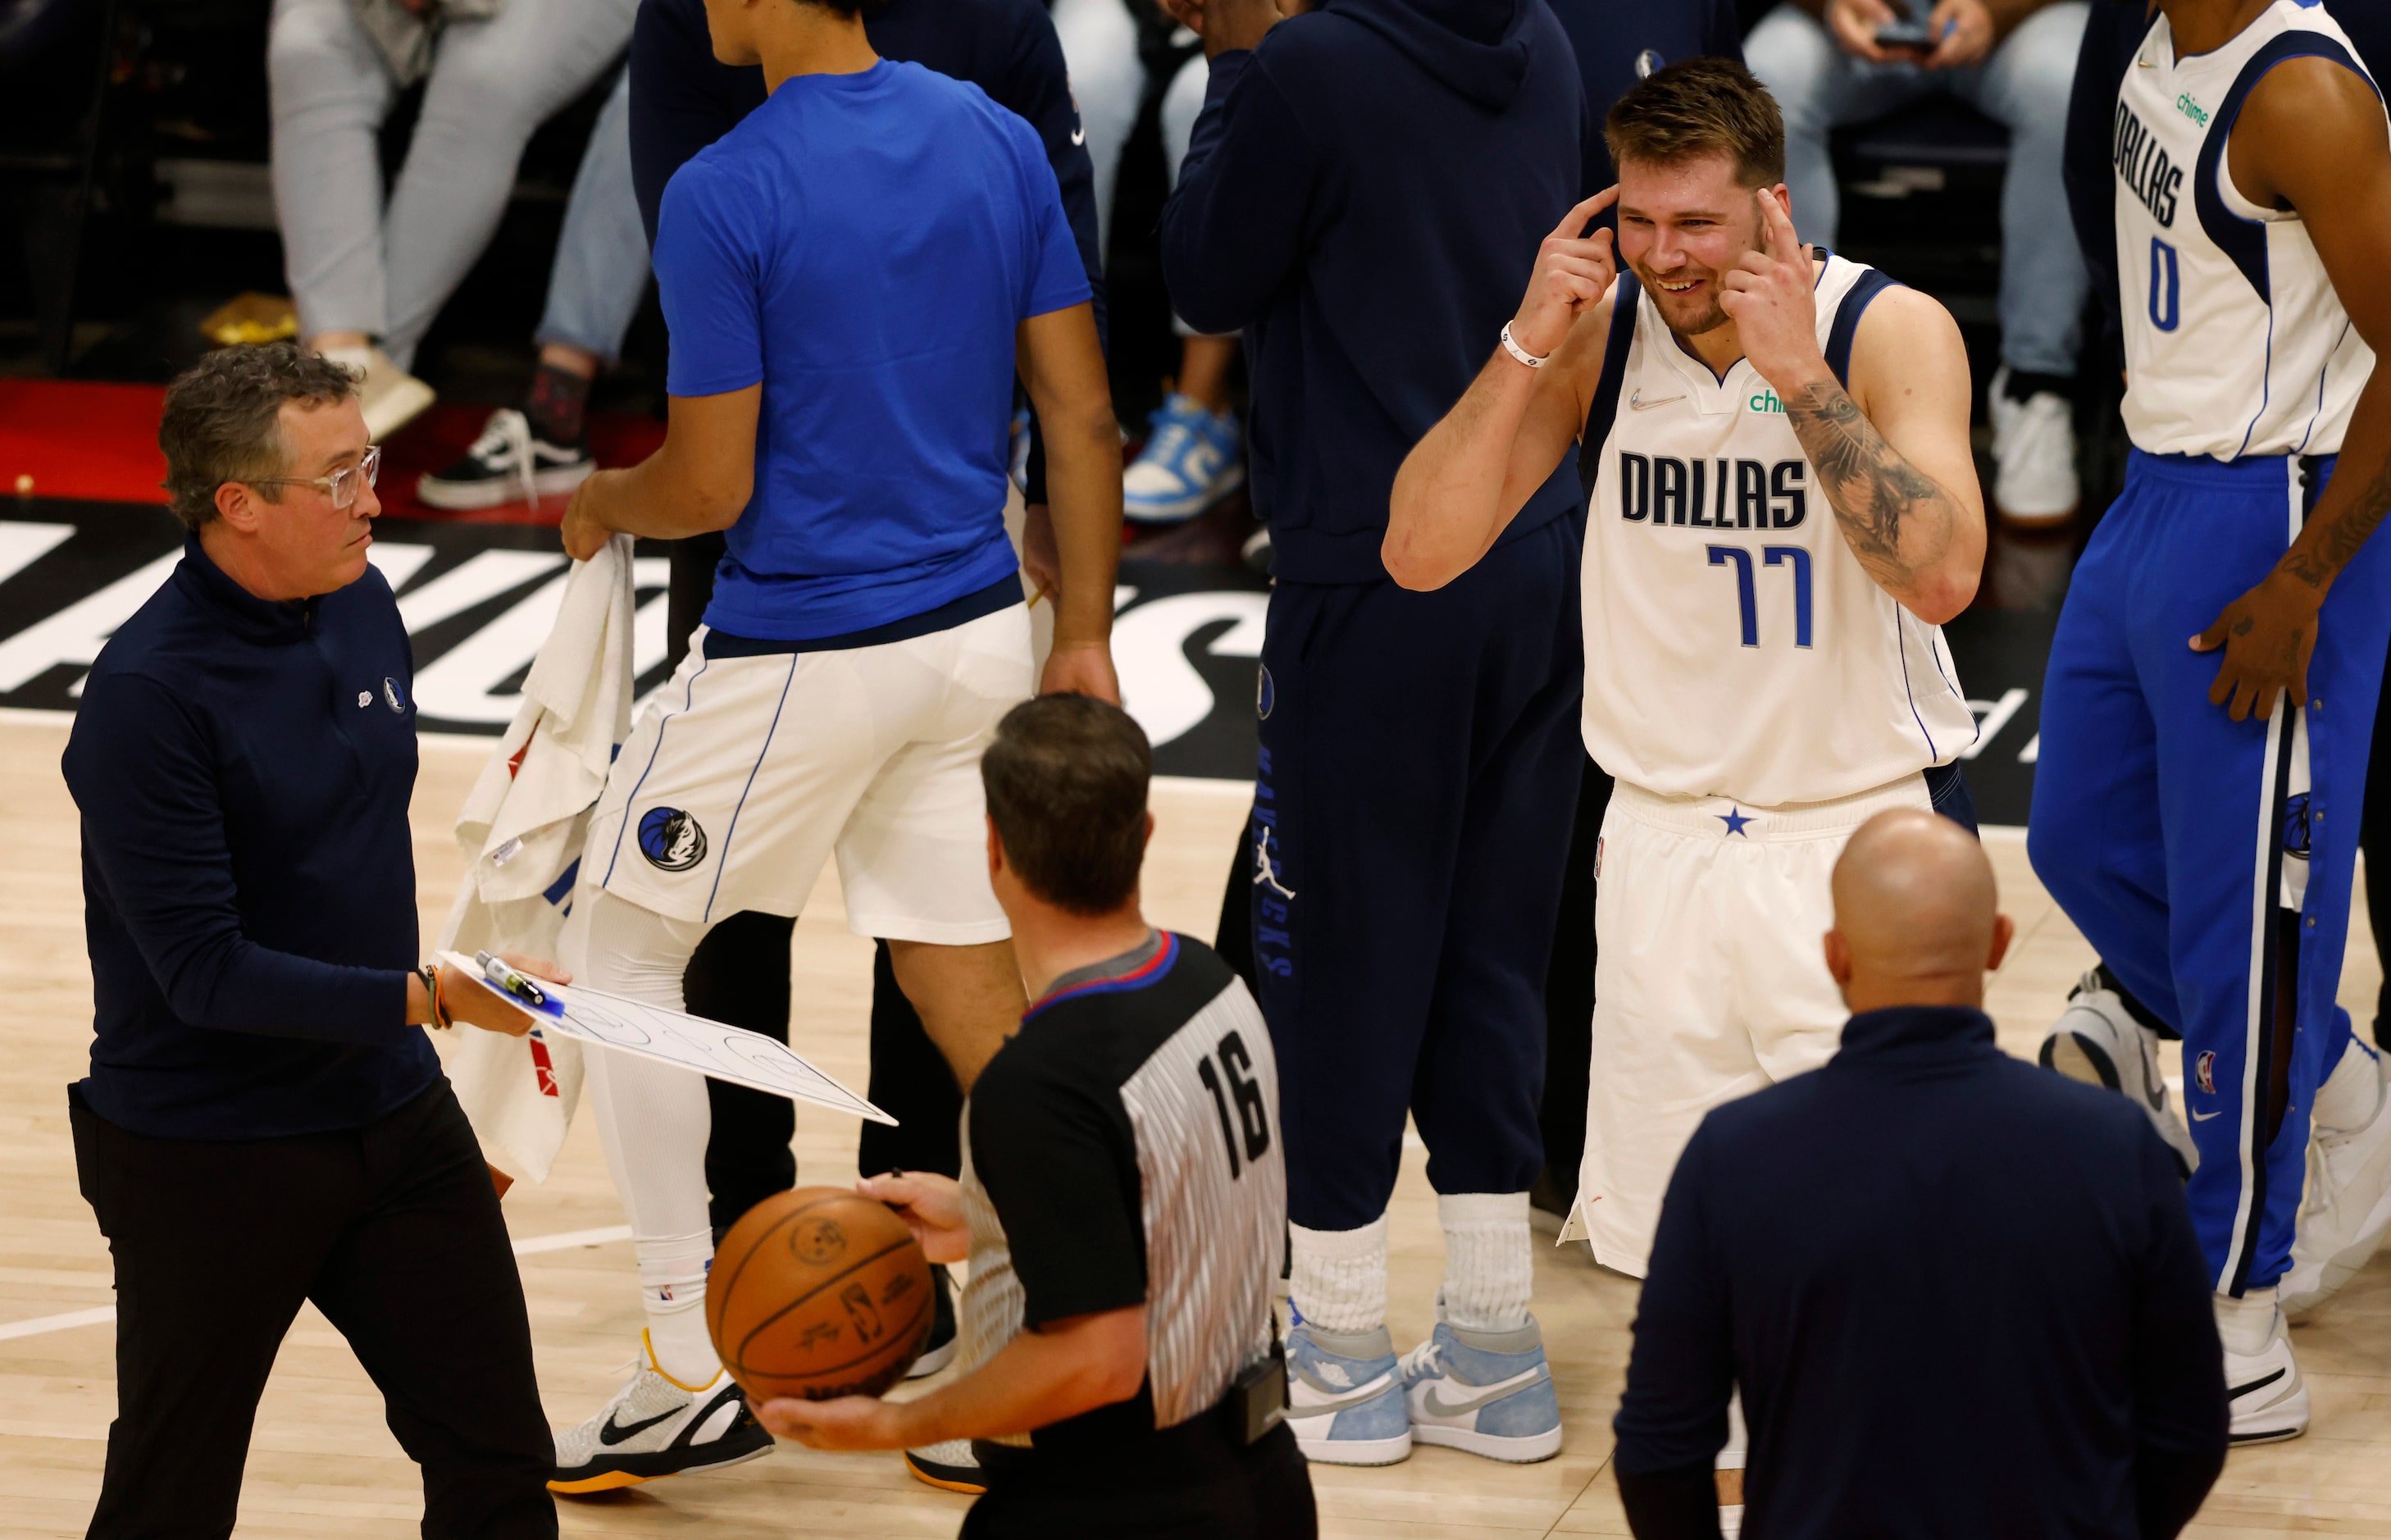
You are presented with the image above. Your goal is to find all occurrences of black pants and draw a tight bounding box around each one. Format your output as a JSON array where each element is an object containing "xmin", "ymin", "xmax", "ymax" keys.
[
  {"xmin": 669, "ymin": 534, "xmax": 965, "ymax": 1237},
  {"xmin": 962, "ymin": 1420, "xmax": 1315, "ymax": 1539},
  {"xmin": 70, "ymin": 1081, "xmax": 553, "ymax": 1540}
]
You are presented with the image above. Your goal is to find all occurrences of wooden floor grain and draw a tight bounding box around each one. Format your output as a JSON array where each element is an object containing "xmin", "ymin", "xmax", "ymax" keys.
[{"xmin": 0, "ymin": 716, "xmax": 2383, "ymax": 1538}]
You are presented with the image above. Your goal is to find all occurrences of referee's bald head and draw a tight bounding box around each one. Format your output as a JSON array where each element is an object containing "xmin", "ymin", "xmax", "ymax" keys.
[{"xmin": 981, "ymin": 695, "xmax": 1153, "ymax": 916}]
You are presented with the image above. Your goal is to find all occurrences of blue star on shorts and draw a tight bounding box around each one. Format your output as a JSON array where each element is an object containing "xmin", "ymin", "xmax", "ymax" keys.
[{"xmin": 1718, "ymin": 807, "xmax": 1754, "ymax": 837}]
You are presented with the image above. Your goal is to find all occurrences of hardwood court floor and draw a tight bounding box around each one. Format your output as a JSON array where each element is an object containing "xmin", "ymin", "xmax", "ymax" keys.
[{"xmin": 0, "ymin": 714, "xmax": 2384, "ymax": 1538}]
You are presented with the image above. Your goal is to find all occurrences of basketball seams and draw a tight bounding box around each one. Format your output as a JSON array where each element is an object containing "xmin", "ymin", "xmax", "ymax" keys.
[{"xmin": 708, "ymin": 1188, "xmax": 934, "ymax": 1401}]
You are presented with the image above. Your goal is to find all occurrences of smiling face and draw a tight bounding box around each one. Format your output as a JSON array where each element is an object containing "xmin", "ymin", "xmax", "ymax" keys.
[{"xmin": 1615, "ymin": 150, "xmax": 1783, "ymax": 339}]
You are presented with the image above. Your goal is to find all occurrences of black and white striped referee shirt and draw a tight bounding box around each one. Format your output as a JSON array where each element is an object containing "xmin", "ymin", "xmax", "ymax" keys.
[{"xmin": 956, "ymin": 930, "xmax": 1285, "ymax": 1454}]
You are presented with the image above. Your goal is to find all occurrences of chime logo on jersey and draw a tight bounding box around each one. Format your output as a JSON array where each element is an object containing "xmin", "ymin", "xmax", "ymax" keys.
[
  {"xmin": 638, "ymin": 807, "xmax": 708, "ymax": 872},
  {"xmin": 2194, "ymin": 1050, "xmax": 2217, "ymax": 1096}
]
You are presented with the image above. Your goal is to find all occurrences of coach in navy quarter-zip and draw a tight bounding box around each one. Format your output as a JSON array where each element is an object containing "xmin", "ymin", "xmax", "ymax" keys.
[{"xmin": 60, "ymin": 344, "xmax": 558, "ymax": 1539}]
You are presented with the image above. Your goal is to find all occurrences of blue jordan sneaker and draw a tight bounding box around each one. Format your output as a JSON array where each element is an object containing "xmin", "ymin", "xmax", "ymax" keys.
[
  {"xmin": 1400, "ymin": 1310, "xmax": 1563, "ymax": 1463},
  {"xmin": 1123, "ymin": 392, "xmax": 1243, "ymax": 523},
  {"xmin": 1285, "ymin": 1319, "xmax": 1413, "ymax": 1465}
]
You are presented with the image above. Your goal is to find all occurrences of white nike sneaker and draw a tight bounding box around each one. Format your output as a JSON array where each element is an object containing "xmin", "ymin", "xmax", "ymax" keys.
[
  {"xmin": 2220, "ymin": 1297, "xmax": 2309, "ymax": 1444},
  {"xmin": 318, "ymin": 343, "xmax": 435, "ymax": 442},
  {"xmin": 1399, "ymin": 1313, "xmax": 1563, "ymax": 1464},
  {"xmin": 2282, "ymin": 1039, "xmax": 2391, "ymax": 1319},
  {"xmin": 1989, "ymin": 367, "xmax": 2079, "ymax": 528},
  {"xmin": 2039, "ymin": 969, "xmax": 2198, "ymax": 1175},
  {"xmin": 549, "ymin": 1332, "xmax": 773, "ymax": 1493},
  {"xmin": 1284, "ymin": 1320, "xmax": 1413, "ymax": 1465}
]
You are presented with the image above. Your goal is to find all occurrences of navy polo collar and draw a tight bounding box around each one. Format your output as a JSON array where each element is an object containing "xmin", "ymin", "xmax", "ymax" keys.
[
  {"xmin": 1833, "ymin": 1004, "xmax": 1999, "ymax": 1071},
  {"xmin": 174, "ymin": 532, "xmax": 322, "ymax": 644}
]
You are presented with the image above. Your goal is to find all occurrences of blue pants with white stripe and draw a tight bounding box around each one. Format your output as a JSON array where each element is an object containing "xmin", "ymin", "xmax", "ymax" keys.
[{"xmin": 2029, "ymin": 449, "xmax": 2391, "ymax": 1293}]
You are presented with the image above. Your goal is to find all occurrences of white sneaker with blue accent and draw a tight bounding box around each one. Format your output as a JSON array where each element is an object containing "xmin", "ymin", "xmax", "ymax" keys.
[
  {"xmin": 1285, "ymin": 1320, "xmax": 1413, "ymax": 1465},
  {"xmin": 1400, "ymin": 1313, "xmax": 1563, "ymax": 1464},
  {"xmin": 1123, "ymin": 392, "xmax": 1243, "ymax": 523}
]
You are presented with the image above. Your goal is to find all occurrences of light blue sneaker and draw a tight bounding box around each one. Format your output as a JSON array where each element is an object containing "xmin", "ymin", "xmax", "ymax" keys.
[
  {"xmin": 1285, "ymin": 1319, "xmax": 1413, "ymax": 1465},
  {"xmin": 1123, "ymin": 392, "xmax": 1244, "ymax": 523},
  {"xmin": 1400, "ymin": 1309, "xmax": 1563, "ymax": 1463}
]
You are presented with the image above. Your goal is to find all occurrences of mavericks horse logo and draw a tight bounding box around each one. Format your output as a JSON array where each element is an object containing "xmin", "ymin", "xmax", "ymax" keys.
[{"xmin": 638, "ymin": 807, "xmax": 708, "ymax": 873}]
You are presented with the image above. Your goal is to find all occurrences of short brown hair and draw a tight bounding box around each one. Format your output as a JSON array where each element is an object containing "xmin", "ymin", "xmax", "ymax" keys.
[
  {"xmin": 981, "ymin": 695, "xmax": 1151, "ymax": 916},
  {"xmin": 158, "ymin": 342, "xmax": 358, "ymax": 531},
  {"xmin": 1605, "ymin": 57, "xmax": 1786, "ymax": 189}
]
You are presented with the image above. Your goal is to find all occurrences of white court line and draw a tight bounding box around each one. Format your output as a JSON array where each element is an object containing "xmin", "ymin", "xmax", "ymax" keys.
[{"xmin": 0, "ymin": 1224, "xmax": 632, "ymax": 1342}]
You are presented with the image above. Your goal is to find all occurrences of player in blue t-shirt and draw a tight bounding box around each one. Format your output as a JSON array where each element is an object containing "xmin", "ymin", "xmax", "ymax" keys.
[{"xmin": 544, "ymin": 0, "xmax": 1122, "ymax": 1492}]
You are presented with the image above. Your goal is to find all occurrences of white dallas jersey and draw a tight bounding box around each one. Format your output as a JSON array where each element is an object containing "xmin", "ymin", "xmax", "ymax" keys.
[
  {"xmin": 2115, "ymin": 1, "xmax": 2379, "ymax": 458},
  {"xmin": 1580, "ymin": 255, "xmax": 1974, "ymax": 806}
]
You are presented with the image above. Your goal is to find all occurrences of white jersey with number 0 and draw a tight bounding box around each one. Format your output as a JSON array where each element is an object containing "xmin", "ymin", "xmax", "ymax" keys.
[
  {"xmin": 1579, "ymin": 253, "xmax": 1974, "ymax": 807},
  {"xmin": 2115, "ymin": 0, "xmax": 2379, "ymax": 458}
]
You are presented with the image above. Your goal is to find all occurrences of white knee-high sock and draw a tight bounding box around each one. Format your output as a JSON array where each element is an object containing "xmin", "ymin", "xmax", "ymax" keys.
[
  {"xmin": 2314, "ymin": 1037, "xmax": 2385, "ymax": 1133},
  {"xmin": 577, "ymin": 891, "xmax": 722, "ymax": 1386},
  {"xmin": 1438, "ymin": 1191, "xmax": 1533, "ymax": 1332},
  {"xmin": 2215, "ymin": 1287, "xmax": 2279, "ymax": 1356},
  {"xmin": 1289, "ymin": 1216, "xmax": 1389, "ymax": 1336}
]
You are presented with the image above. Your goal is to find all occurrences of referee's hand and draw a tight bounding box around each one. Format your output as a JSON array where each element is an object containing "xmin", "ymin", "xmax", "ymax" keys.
[{"xmin": 856, "ymin": 1172, "xmax": 970, "ymax": 1264}]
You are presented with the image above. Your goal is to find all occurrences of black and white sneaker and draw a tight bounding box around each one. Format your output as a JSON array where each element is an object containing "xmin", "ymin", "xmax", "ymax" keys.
[
  {"xmin": 906, "ymin": 1264, "xmax": 958, "ymax": 1379},
  {"xmin": 417, "ymin": 408, "xmax": 595, "ymax": 511},
  {"xmin": 549, "ymin": 1332, "xmax": 774, "ymax": 1494},
  {"xmin": 903, "ymin": 1438, "xmax": 986, "ymax": 1495}
]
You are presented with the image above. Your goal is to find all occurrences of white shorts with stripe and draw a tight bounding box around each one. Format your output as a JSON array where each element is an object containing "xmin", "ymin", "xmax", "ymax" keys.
[
  {"xmin": 585, "ymin": 604, "xmax": 1032, "ymax": 940},
  {"xmin": 1564, "ymin": 772, "xmax": 1933, "ymax": 1277}
]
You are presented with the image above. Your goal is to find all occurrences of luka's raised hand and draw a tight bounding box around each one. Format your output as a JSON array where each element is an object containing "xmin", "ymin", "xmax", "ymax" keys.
[
  {"xmin": 1508, "ymin": 187, "xmax": 1620, "ymax": 361},
  {"xmin": 1718, "ymin": 188, "xmax": 1828, "ymax": 394}
]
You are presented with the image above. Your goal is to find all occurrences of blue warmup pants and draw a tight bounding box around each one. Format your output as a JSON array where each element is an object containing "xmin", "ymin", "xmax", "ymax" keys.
[
  {"xmin": 2029, "ymin": 450, "xmax": 2391, "ymax": 1293},
  {"xmin": 1250, "ymin": 516, "xmax": 1586, "ymax": 1233}
]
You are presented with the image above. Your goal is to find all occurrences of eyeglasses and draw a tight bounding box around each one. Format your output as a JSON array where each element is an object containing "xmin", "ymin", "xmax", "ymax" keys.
[{"xmin": 247, "ymin": 444, "xmax": 382, "ymax": 509}]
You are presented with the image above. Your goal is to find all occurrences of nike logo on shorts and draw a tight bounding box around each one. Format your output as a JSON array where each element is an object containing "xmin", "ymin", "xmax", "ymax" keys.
[{"xmin": 2191, "ymin": 1109, "xmax": 2222, "ymax": 1121}]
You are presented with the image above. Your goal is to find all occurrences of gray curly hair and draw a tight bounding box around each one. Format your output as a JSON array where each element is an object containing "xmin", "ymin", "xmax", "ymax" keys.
[{"xmin": 158, "ymin": 342, "xmax": 360, "ymax": 531}]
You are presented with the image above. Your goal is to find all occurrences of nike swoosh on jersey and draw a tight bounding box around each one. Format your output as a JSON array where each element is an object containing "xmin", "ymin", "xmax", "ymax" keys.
[
  {"xmin": 1628, "ymin": 391, "xmax": 1686, "ymax": 410},
  {"xmin": 1418, "ymin": 1363, "xmax": 1550, "ymax": 1419},
  {"xmin": 2191, "ymin": 1109, "xmax": 2222, "ymax": 1121},
  {"xmin": 598, "ymin": 1406, "xmax": 685, "ymax": 1445}
]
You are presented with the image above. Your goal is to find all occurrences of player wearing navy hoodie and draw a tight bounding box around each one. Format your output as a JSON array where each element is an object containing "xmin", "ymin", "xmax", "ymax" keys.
[{"xmin": 1160, "ymin": 0, "xmax": 1588, "ymax": 1469}]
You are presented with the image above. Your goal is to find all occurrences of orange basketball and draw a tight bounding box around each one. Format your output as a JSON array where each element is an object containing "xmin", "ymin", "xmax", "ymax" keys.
[{"xmin": 706, "ymin": 1187, "xmax": 935, "ymax": 1404}]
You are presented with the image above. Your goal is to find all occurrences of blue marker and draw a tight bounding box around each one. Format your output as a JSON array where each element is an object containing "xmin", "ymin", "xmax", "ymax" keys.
[{"xmin": 476, "ymin": 950, "xmax": 565, "ymax": 1017}]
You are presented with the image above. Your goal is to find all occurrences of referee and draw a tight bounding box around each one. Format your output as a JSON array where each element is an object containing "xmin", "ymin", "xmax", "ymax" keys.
[
  {"xmin": 61, "ymin": 344, "xmax": 560, "ymax": 1536},
  {"xmin": 761, "ymin": 696, "xmax": 1314, "ymax": 1538}
]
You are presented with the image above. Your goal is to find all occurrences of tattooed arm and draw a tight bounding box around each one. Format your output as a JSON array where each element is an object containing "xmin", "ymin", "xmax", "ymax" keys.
[
  {"xmin": 1719, "ymin": 190, "xmax": 1985, "ymax": 623},
  {"xmin": 2187, "ymin": 57, "xmax": 2391, "ymax": 721}
]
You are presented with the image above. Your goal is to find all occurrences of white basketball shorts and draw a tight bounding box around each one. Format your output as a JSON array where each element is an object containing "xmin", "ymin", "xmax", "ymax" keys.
[
  {"xmin": 1568, "ymin": 772, "xmax": 1934, "ymax": 1277},
  {"xmin": 584, "ymin": 603, "xmax": 1034, "ymax": 940}
]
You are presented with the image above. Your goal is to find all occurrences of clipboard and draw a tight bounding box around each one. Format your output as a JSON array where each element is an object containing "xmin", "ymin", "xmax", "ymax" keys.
[{"xmin": 440, "ymin": 951, "xmax": 895, "ymax": 1126}]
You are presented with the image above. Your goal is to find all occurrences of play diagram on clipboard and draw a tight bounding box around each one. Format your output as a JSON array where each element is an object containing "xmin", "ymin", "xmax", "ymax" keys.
[{"xmin": 441, "ymin": 950, "xmax": 895, "ymax": 1126}]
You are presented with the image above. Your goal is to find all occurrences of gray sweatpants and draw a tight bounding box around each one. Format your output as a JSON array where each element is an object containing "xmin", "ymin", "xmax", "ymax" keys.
[{"xmin": 267, "ymin": 0, "xmax": 637, "ymax": 370}]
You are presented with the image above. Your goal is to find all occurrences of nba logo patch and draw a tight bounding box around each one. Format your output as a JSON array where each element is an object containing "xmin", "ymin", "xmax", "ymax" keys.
[
  {"xmin": 638, "ymin": 807, "xmax": 708, "ymax": 872},
  {"xmin": 2194, "ymin": 1050, "xmax": 2216, "ymax": 1096}
]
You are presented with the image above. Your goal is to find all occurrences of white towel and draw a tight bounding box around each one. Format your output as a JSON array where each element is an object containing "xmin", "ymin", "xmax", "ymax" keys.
[{"xmin": 438, "ymin": 533, "xmax": 638, "ymax": 1183}]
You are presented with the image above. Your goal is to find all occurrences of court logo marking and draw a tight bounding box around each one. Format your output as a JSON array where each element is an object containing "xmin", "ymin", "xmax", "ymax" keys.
[{"xmin": 638, "ymin": 807, "xmax": 708, "ymax": 872}]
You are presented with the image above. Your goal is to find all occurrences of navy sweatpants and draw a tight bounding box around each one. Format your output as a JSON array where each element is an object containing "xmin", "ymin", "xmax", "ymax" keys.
[
  {"xmin": 2029, "ymin": 450, "xmax": 2391, "ymax": 1293},
  {"xmin": 1250, "ymin": 515, "xmax": 1585, "ymax": 1232}
]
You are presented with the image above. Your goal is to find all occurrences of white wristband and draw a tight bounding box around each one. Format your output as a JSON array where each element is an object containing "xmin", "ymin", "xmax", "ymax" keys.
[{"xmin": 1499, "ymin": 321, "xmax": 1548, "ymax": 369}]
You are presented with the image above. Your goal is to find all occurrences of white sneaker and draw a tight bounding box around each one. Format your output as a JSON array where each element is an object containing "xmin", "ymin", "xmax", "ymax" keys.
[
  {"xmin": 417, "ymin": 408, "xmax": 594, "ymax": 510},
  {"xmin": 901, "ymin": 1438, "xmax": 986, "ymax": 1494},
  {"xmin": 2283, "ymin": 1039, "xmax": 2391, "ymax": 1319},
  {"xmin": 2039, "ymin": 968, "xmax": 2198, "ymax": 1175},
  {"xmin": 1989, "ymin": 367, "xmax": 2079, "ymax": 527},
  {"xmin": 319, "ymin": 343, "xmax": 435, "ymax": 441},
  {"xmin": 549, "ymin": 1332, "xmax": 773, "ymax": 1493},
  {"xmin": 2220, "ymin": 1298, "xmax": 2309, "ymax": 1444}
]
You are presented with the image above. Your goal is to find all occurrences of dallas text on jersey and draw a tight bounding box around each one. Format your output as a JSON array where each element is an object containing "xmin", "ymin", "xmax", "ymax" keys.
[
  {"xmin": 1615, "ymin": 454, "xmax": 1809, "ymax": 530},
  {"xmin": 2113, "ymin": 97, "xmax": 2183, "ymax": 228}
]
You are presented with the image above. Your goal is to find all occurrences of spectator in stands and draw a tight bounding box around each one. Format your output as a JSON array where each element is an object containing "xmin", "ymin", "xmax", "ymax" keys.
[
  {"xmin": 1052, "ymin": 0, "xmax": 1244, "ymax": 526},
  {"xmin": 1614, "ymin": 809, "xmax": 2228, "ymax": 1540},
  {"xmin": 1746, "ymin": 0, "xmax": 2089, "ymax": 531},
  {"xmin": 418, "ymin": 71, "xmax": 648, "ymax": 510}
]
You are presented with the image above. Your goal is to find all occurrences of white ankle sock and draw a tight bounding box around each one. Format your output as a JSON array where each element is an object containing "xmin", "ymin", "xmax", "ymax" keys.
[
  {"xmin": 2215, "ymin": 1287, "xmax": 2278, "ymax": 1356},
  {"xmin": 2313, "ymin": 1039, "xmax": 2385, "ymax": 1133},
  {"xmin": 637, "ymin": 1229, "xmax": 720, "ymax": 1386},
  {"xmin": 1289, "ymin": 1216, "xmax": 1388, "ymax": 1335},
  {"xmin": 1438, "ymin": 1191, "xmax": 1533, "ymax": 1332}
]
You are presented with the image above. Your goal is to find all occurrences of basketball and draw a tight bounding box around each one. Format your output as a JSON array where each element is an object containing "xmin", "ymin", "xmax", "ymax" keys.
[{"xmin": 705, "ymin": 1186, "xmax": 936, "ymax": 1404}]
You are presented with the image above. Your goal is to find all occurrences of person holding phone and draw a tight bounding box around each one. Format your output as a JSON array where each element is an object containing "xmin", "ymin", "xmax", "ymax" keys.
[{"xmin": 1744, "ymin": 0, "xmax": 2091, "ymax": 532}]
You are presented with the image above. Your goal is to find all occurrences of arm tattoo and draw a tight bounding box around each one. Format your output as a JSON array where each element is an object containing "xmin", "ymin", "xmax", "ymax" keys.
[
  {"xmin": 2281, "ymin": 453, "xmax": 2391, "ymax": 589},
  {"xmin": 1782, "ymin": 380, "xmax": 1949, "ymax": 593}
]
